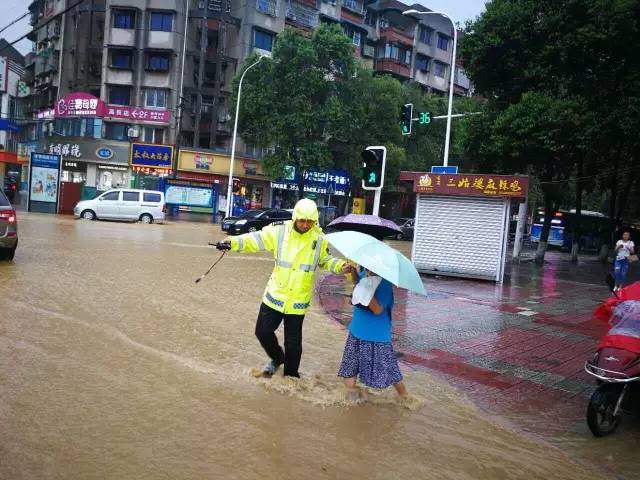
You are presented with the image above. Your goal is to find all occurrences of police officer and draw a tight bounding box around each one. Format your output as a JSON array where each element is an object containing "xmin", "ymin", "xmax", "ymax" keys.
[{"xmin": 218, "ymin": 198, "xmax": 352, "ymax": 377}]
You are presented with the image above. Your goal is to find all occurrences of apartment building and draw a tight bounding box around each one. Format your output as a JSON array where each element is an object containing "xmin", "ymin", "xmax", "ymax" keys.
[{"xmin": 22, "ymin": 0, "xmax": 471, "ymax": 214}]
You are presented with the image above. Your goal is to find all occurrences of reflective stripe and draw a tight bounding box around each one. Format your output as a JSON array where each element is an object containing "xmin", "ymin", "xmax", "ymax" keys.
[
  {"xmin": 275, "ymin": 259, "xmax": 293, "ymax": 268},
  {"xmin": 237, "ymin": 237, "xmax": 244, "ymax": 251},
  {"xmin": 328, "ymin": 257, "xmax": 339, "ymax": 272},
  {"xmin": 299, "ymin": 264, "xmax": 314, "ymax": 272},
  {"xmin": 292, "ymin": 302, "xmax": 310, "ymax": 310},
  {"xmin": 252, "ymin": 232, "xmax": 266, "ymax": 251},
  {"xmin": 265, "ymin": 291, "xmax": 285, "ymax": 307},
  {"xmin": 276, "ymin": 224, "xmax": 286, "ymax": 262},
  {"xmin": 310, "ymin": 235, "xmax": 324, "ymax": 270}
]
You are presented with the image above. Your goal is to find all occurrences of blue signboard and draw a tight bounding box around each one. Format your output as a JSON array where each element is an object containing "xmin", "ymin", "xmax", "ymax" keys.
[
  {"xmin": 431, "ymin": 165, "xmax": 459, "ymax": 174},
  {"xmin": 272, "ymin": 168, "xmax": 350, "ymax": 196},
  {"xmin": 29, "ymin": 152, "xmax": 61, "ymax": 213},
  {"xmin": 130, "ymin": 143, "xmax": 173, "ymax": 168}
]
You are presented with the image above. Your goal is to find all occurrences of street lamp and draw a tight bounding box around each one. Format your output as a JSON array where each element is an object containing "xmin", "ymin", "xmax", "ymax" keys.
[
  {"xmin": 403, "ymin": 9, "xmax": 457, "ymax": 167},
  {"xmin": 225, "ymin": 54, "xmax": 267, "ymax": 218}
]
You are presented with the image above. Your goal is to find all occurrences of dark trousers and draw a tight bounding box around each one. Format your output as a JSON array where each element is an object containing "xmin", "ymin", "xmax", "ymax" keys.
[{"xmin": 255, "ymin": 302, "xmax": 305, "ymax": 377}]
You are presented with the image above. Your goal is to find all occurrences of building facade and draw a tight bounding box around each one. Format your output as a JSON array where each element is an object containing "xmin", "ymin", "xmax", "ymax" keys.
[{"xmin": 22, "ymin": 0, "xmax": 472, "ymax": 213}]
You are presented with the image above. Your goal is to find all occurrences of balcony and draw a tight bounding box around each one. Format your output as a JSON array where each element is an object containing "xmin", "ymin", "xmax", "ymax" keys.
[
  {"xmin": 286, "ymin": 0, "xmax": 319, "ymax": 29},
  {"xmin": 342, "ymin": 0, "xmax": 363, "ymax": 15},
  {"xmin": 380, "ymin": 26, "xmax": 414, "ymax": 47},
  {"xmin": 375, "ymin": 59, "xmax": 410, "ymax": 78},
  {"xmin": 256, "ymin": 0, "xmax": 278, "ymax": 17},
  {"xmin": 108, "ymin": 27, "xmax": 136, "ymax": 48}
]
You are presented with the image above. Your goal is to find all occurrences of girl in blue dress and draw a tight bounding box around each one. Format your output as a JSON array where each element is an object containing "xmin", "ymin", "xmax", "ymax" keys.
[{"xmin": 338, "ymin": 267, "xmax": 408, "ymax": 401}]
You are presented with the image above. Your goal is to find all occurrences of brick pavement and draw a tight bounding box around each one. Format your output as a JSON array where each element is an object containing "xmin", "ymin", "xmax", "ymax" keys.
[{"xmin": 317, "ymin": 251, "xmax": 617, "ymax": 436}]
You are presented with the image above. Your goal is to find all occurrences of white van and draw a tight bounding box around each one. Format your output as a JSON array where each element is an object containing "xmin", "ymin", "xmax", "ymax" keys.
[{"xmin": 74, "ymin": 189, "xmax": 166, "ymax": 224}]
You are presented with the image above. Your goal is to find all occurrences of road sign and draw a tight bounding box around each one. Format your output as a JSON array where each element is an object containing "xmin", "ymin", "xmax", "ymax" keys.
[{"xmin": 431, "ymin": 165, "xmax": 459, "ymax": 174}]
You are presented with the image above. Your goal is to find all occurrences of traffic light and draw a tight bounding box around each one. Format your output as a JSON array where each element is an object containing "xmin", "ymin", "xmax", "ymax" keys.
[
  {"xmin": 401, "ymin": 103, "xmax": 413, "ymax": 135},
  {"xmin": 361, "ymin": 146, "xmax": 386, "ymax": 190}
]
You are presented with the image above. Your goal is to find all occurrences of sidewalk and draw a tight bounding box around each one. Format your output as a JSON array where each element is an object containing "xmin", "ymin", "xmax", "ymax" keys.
[{"xmin": 317, "ymin": 250, "xmax": 632, "ymax": 436}]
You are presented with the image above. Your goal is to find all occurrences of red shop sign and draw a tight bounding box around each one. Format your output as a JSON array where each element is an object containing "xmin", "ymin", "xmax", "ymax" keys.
[
  {"xmin": 400, "ymin": 171, "xmax": 528, "ymax": 199},
  {"xmin": 55, "ymin": 92, "xmax": 106, "ymax": 117}
]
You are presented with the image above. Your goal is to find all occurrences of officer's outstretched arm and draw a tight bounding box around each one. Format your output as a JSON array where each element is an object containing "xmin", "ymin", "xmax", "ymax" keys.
[
  {"xmin": 318, "ymin": 240, "xmax": 346, "ymax": 274},
  {"xmin": 229, "ymin": 225, "xmax": 277, "ymax": 253}
]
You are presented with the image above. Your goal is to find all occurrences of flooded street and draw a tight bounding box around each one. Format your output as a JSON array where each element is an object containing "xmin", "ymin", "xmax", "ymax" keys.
[{"xmin": 0, "ymin": 214, "xmax": 623, "ymax": 479}]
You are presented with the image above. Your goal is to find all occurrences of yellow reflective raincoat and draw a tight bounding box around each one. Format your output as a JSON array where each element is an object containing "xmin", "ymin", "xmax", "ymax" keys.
[{"xmin": 229, "ymin": 199, "xmax": 345, "ymax": 315}]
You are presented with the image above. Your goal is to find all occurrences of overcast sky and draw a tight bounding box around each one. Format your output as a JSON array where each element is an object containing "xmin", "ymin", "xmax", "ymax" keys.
[{"xmin": 2, "ymin": 0, "xmax": 488, "ymax": 57}]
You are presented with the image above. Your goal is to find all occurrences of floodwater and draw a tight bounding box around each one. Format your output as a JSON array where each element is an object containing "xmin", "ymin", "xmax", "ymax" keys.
[{"xmin": 0, "ymin": 213, "xmax": 622, "ymax": 479}]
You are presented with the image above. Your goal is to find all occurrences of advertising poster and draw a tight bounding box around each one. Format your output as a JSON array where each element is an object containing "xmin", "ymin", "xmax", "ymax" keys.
[
  {"xmin": 29, "ymin": 152, "xmax": 61, "ymax": 213},
  {"xmin": 166, "ymin": 185, "xmax": 213, "ymax": 207}
]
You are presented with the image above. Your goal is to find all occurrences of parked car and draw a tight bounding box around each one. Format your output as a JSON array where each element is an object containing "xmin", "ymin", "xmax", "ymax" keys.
[
  {"xmin": 222, "ymin": 208, "xmax": 292, "ymax": 235},
  {"xmin": 0, "ymin": 189, "xmax": 17, "ymax": 261},
  {"xmin": 74, "ymin": 189, "xmax": 166, "ymax": 224},
  {"xmin": 392, "ymin": 217, "xmax": 414, "ymax": 240}
]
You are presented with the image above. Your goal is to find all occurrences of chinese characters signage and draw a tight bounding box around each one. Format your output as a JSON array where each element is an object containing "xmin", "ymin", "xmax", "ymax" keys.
[
  {"xmin": 130, "ymin": 143, "xmax": 173, "ymax": 169},
  {"xmin": 29, "ymin": 152, "xmax": 61, "ymax": 206},
  {"xmin": 55, "ymin": 92, "xmax": 106, "ymax": 117},
  {"xmin": 106, "ymin": 105, "xmax": 170, "ymax": 124},
  {"xmin": 400, "ymin": 172, "xmax": 528, "ymax": 199},
  {"xmin": 48, "ymin": 143, "xmax": 82, "ymax": 158},
  {"xmin": 272, "ymin": 168, "xmax": 350, "ymax": 196}
]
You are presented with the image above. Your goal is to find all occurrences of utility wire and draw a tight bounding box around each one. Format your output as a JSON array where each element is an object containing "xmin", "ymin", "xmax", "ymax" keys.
[
  {"xmin": 0, "ymin": 12, "xmax": 30, "ymax": 37},
  {"xmin": 0, "ymin": 0, "xmax": 87, "ymax": 55}
]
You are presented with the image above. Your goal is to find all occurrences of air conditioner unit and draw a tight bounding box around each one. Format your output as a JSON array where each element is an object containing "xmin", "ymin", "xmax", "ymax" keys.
[{"xmin": 128, "ymin": 127, "xmax": 139, "ymax": 138}]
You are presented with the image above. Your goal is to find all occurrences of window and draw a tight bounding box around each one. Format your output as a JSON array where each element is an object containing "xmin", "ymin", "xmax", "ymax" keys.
[
  {"xmin": 352, "ymin": 31, "xmax": 361, "ymax": 47},
  {"xmin": 53, "ymin": 118, "xmax": 103, "ymax": 138},
  {"xmin": 415, "ymin": 54, "xmax": 429, "ymax": 72},
  {"xmin": 142, "ymin": 127, "xmax": 165, "ymax": 144},
  {"xmin": 343, "ymin": 0, "xmax": 362, "ymax": 13},
  {"xmin": 419, "ymin": 26, "xmax": 432, "ymax": 44},
  {"xmin": 143, "ymin": 192, "xmax": 162, "ymax": 202},
  {"xmin": 150, "ymin": 12, "xmax": 173, "ymax": 32},
  {"xmin": 110, "ymin": 49, "xmax": 133, "ymax": 69},
  {"xmin": 254, "ymin": 29, "xmax": 274, "ymax": 51},
  {"xmin": 437, "ymin": 34, "xmax": 449, "ymax": 51},
  {"xmin": 146, "ymin": 53, "xmax": 170, "ymax": 71},
  {"xmin": 109, "ymin": 86, "xmax": 131, "ymax": 105},
  {"xmin": 113, "ymin": 9, "xmax": 135, "ymax": 29},
  {"xmin": 382, "ymin": 43, "xmax": 410, "ymax": 65},
  {"xmin": 123, "ymin": 191, "xmax": 140, "ymax": 202},
  {"xmin": 144, "ymin": 88, "xmax": 167, "ymax": 108},
  {"xmin": 256, "ymin": 0, "xmax": 277, "ymax": 16},
  {"xmin": 105, "ymin": 122, "xmax": 128, "ymax": 141},
  {"xmin": 101, "ymin": 191, "xmax": 120, "ymax": 201},
  {"xmin": 434, "ymin": 61, "xmax": 446, "ymax": 78}
]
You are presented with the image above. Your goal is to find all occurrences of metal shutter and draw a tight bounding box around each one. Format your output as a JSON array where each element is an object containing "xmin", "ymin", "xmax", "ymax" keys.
[{"xmin": 411, "ymin": 195, "xmax": 510, "ymax": 282}]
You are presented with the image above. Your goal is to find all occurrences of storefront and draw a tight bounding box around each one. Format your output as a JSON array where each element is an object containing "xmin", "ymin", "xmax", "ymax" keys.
[
  {"xmin": 271, "ymin": 167, "xmax": 350, "ymax": 210},
  {"xmin": 129, "ymin": 142, "xmax": 173, "ymax": 191},
  {"xmin": 44, "ymin": 138, "xmax": 132, "ymax": 198},
  {"xmin": 176, "ymin": 149, "xmax": 270, "ymax": 217}
]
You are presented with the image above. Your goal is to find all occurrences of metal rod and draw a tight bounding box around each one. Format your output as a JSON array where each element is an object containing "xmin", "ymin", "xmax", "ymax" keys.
[{"xmin": 225, "ymin": 56, "xmax": 264, "ymax": 218}]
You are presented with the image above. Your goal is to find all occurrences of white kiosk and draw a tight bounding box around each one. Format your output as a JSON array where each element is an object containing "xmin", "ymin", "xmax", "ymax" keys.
[{"xmin": 400, "ymin": 171, "xmax": 529, "ymax": 283}]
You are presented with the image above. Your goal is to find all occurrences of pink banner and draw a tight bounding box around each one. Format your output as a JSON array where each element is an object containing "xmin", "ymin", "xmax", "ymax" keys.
[
  {"xmin": 105, "ymin": 105, "xmax": 170, "ymax": 124},
  {"xmin": 55, "ymin": 92, "xmax": 106, "ymax": 117}
]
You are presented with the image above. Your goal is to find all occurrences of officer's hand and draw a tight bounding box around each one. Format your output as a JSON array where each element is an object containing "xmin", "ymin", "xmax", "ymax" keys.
[
  {"xmin": 341, "ymin": 262, "xmax": 357, "ymax": 275},
  {"xmin": 216, "ymin": 239, "xmax": 232, "ymax": 251}
]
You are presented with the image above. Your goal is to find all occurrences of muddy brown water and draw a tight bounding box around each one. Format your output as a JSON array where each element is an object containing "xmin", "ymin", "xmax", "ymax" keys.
[{"xmin": 0, "ymin": 214, "xmax": 630, "ymax": 479}]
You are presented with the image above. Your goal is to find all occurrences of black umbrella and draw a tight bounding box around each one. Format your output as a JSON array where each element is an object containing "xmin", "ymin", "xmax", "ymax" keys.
[{"xmin": 326, "ymin": 214, "xmax": 402, "ymax": 240}]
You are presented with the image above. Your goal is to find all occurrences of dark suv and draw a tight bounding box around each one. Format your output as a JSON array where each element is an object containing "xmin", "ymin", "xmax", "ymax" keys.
[
  {"xmin": 222, "ymin": 208, "xmax": 292, "ymax": 235},
  {"xmin": 0, "ymin": 189, "xmax": 17, "ymax": 260}
]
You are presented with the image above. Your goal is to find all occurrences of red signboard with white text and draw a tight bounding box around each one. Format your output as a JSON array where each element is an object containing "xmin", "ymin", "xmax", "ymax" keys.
[
  {"xmin": 105, "ymin": 105, "xmax": 170, "ymax": 124},
  {"xmin": 55, "ymin": 92, "xmax": 106, "ymax": 117}
]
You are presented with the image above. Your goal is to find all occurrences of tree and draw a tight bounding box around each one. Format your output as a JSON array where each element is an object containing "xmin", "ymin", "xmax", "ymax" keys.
[{"xmin": 233, "ymin": 25, "xmax": 355, "ymax": 198}]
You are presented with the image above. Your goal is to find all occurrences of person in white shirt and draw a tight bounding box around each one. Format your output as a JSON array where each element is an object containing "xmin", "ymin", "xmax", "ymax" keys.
[{"xmin": 614, "ymin": 231, "xmax": 635, "ymax": 290}]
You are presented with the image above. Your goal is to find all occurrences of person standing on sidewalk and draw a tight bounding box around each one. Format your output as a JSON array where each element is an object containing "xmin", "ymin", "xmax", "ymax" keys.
[
  {"xmin": 614, "ymin": 230, "xmax": 635, "ymax": 290},
  {"xmin": 217, "ymin": 198, "xmax": 353, "ymax": 377}
]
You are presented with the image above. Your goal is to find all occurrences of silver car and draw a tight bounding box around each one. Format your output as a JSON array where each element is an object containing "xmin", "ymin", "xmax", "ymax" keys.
[{"xmin": 0, "ymin": 189, "xmax": 17, "ymax": 261}]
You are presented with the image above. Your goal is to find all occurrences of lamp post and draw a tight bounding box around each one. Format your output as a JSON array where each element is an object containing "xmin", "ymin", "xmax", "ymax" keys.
[
  {"xmin": 403, "ymin": 9, "xmax": 457, "ymax": 167},
  {"xmin": 225, "ymin": 55, "xmax": 265, "ymax": 218}
]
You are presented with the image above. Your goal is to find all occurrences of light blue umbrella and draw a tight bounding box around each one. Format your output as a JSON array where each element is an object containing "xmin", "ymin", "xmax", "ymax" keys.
[{"xmin": 325, "ymin": 231, "xmax": 426, "ymax": 296}]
